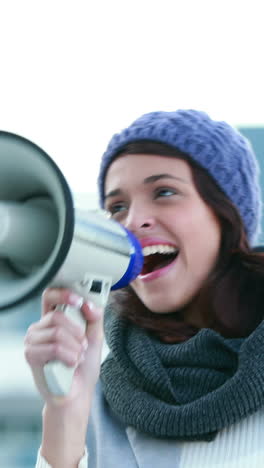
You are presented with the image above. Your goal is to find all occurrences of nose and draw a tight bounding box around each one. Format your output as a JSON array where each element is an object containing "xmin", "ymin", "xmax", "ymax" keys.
[{"xmin": 124, "ymin": 203, "xmax": 156, "ymax": 233}]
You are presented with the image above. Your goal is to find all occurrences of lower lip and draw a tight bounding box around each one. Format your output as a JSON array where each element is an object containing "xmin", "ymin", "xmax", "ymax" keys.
[{"xmin": 138, "ymin": 257, "xmax": 178, "ymax": 282}]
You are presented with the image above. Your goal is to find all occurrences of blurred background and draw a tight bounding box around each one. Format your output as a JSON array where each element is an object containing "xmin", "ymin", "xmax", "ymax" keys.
[{"xmin": 0, "ymin": 1, "xmax": 263, "ymax": 466}]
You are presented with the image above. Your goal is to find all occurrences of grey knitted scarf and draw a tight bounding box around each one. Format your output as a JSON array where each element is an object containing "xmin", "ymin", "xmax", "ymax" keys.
[{"xmin": 100, "ymin": 308, "xmax": 264, "ymax": 441}]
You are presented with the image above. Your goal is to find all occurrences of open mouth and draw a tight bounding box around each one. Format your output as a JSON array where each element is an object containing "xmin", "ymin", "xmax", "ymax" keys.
[{"xmin": 141, "ymin": 245, "xmax": 179, "ymax": 275}]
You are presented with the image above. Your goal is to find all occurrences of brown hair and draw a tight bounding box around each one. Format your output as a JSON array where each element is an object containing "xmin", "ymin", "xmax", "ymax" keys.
[{"xmin": 108, "ymin": 141, "xmax": 264, "ymax": 343}]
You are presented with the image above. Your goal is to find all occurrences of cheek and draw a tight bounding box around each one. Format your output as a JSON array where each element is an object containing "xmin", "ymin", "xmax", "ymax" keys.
[
  {"xmin": 192, "ymin": 222, "xmax": 221, "ymax": 272},
  {"xmin": 176, "ymin": 206, "xmax": 221, "ymax": 258}
]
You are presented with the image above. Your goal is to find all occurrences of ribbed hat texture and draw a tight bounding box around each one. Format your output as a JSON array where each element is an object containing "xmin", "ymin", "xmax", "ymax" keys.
[{"xmin": 98, "ymin": 109, "xmax": 262, "ymax": 244}]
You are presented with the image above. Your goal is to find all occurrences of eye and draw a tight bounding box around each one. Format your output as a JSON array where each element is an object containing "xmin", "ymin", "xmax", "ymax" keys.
[
  {"xmin": 154, "ymin": 187, "xmax": 178, "ymax": 198},
  {"xmin": 107, "ymin": 202, "xmax": 127, "ymax": 217}
]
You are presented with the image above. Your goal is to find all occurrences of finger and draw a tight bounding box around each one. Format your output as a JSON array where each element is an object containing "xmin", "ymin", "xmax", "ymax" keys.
[
  {"xmin": 29, "ymin": 310, "xmax": 86, "ymax": 341},
  {"xmin": 82, "ymin": 301, "xmax": 104, "ymax": 344},
  {"xmin": 25, "ymin": 325, "xmax": 88, "ymax": 356},
  {"xmin": 42, "ymin": 288, "xmax": 84, "ymax": 316},
  {"xmin": 24, "ymin": 342, "xmax": 81, "ymax": 368}
]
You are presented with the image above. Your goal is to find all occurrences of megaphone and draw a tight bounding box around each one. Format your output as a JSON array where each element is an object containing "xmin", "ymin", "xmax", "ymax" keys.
[{"xmin": 0, "ymin": 131, "xmax": 144, "ymax": 395}]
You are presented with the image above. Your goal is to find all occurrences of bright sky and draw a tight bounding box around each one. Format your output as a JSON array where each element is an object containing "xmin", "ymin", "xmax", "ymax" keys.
[{"xmin": 0, "ymin": 0, "xmax": 263, "ymax": 196}]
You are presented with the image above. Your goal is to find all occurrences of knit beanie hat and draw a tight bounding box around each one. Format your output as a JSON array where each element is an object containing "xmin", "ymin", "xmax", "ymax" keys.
[{"xmin": 98, "ymin": 109, "xmax": 262, "ymax": 244}]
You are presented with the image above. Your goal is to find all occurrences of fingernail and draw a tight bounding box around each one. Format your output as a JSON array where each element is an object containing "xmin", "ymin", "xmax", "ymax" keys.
[
  {"xmin": 86, "ymin": 300, "xmax": 103, "ymax": 313},
  {"xmin": 79, "ymin": 352, "xmax": 86, "ymax": 363},
  {"xmin": 69, "ymin": 293, "xmax": 84, "ymax": 309},
  {"xmin": 86, "ymin": 300, "xmax": 95, "ymax": 310},
  {"xmin": 82, "ymin": 338, "xmax": 88, "ymax": 350}
]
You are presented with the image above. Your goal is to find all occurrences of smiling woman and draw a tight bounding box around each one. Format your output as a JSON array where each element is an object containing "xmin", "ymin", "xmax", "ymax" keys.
[
  {"xmin": 104, "ymin": 151, "xmax": 222, "ymax": 321},
  {"xmin": 104, "ymin": 140, "xmax": 264, "ymax": 342},
  {"xmin": 25, "ymin": 109, "xmax": 264, "ymax": 468}
]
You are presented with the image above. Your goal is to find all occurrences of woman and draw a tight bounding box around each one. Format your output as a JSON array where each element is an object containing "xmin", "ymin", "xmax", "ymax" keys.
[{"xmin": 25, "ymin": 109, "xmax": 264, "ymax": 468}]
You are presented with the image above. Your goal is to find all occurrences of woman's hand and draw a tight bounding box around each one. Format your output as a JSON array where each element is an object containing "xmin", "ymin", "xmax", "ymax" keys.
[
  {"xmin": 25, "ymin": 288, "xmax": 104, "ymax": 466},
  {"xmin": 24, "ymin": 287, "xmax": 104, "ymax": 407}
]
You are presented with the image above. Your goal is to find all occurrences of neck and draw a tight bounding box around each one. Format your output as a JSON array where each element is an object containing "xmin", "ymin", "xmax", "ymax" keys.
[{"xmin": 181, "ymin": 294, "xmax": 213, "ymax": 330}]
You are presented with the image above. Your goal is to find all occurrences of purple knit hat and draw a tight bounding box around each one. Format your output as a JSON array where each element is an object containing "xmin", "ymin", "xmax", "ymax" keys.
[{"xmin": 98, "ymin": 109, "xmax": 262, "ymax": 244}]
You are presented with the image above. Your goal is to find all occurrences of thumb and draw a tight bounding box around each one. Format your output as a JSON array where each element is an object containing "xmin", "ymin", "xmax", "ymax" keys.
[{"xmin": 82, "ymin": 300, "xmax": 104, "ymax": 346}]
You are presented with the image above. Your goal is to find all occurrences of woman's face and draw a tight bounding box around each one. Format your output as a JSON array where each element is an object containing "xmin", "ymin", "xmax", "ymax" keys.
[{"xmin": 104, "ymin": 154, "xmax": 221, "ymax": 314}]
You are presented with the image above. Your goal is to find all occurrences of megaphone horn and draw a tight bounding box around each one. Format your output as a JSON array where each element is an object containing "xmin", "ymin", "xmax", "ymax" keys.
[{"xmin": 0, "ymin": 131, "xmax": 74, "ymax": 310}]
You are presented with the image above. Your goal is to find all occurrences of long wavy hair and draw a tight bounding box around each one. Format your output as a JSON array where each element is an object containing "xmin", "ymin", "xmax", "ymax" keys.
[{"xmin": 107, "ymin": 141, "xmax": 264, "ymax": 343}]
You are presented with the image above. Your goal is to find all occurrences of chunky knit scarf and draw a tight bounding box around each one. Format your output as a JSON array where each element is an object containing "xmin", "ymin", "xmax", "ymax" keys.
[{"xmin": 100, "ymin": 308, "xmax": 264, "ymax": 441}]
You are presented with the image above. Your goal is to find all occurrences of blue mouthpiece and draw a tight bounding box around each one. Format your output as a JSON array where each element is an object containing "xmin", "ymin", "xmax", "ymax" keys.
[{"xmin": 111, "ymin": 227, "xmax": 144, "ymax": 290}]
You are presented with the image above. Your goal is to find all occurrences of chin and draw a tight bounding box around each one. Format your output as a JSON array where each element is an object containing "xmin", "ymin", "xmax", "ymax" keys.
[
  {"xmin": 139, "ymin": 296, "xmax": 182, "ymax": 314},
  {"xmin": 132, "ymin": 286, "xmax": 194, "ymax": 315}
]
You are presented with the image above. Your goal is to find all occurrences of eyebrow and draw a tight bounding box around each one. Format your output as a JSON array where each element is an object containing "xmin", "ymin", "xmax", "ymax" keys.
[
  {"xmin": 105, "ymin": 173, "xmax": 188, "ymax": 200},
  {"xmin": 144, "ymin": 173, "xmax": 188, "ymax": 184}
]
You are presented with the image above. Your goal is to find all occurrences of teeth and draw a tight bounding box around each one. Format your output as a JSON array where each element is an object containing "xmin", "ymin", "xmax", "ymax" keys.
[{"xmin": 142, "ymin": 245, "xmax": 178, "ymax": 256}]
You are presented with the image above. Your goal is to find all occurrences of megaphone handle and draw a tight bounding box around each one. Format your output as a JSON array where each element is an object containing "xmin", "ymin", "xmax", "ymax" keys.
[
  {"xmin": 43, "ymin": 304, "xmax": 87, "ymax": 396},
  {"xmin": 43, "ymin": 275, "xmax": 112, "ymax": 395}
]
